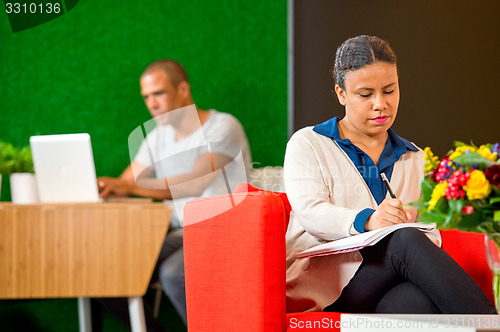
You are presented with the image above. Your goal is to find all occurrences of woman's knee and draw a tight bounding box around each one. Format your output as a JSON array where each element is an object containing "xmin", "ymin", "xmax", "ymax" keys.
[
  {"xmin": 395, "ymin": 227, "xmax": 427, "ymax": 240},
  {"xmin": 389, "ymin": 228, "xmax": 430, "ymax": 247},
  {"xmin": 380, "ymin": 228, "xmax": 437, "ymax": 259},
  {"xmin": 375, "ymin": 282, "xmax": 441, "ymax": 314}
]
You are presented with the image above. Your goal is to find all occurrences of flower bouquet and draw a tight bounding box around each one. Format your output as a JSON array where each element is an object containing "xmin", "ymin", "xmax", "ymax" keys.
[
  {"xmin": 412, "ymin": 141, "xmax": 500, "ymax": 308},
  {"xmin": 414, "ymin": 142, "xmax": 499, "ymax": 232}
]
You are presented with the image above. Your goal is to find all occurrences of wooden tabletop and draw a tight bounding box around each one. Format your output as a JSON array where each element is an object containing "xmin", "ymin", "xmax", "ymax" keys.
[{"xmin": 0, "ymin": 202, "xmax": 171, "ymax": 299}]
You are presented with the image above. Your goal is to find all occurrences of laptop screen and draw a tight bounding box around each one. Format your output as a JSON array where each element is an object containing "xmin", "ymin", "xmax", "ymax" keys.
[{"xmin": 30, "ymin": 133, "xmax": 100, "ymax": 203}]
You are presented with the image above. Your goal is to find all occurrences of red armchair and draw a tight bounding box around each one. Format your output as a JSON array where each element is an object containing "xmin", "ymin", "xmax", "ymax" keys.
[{"xmin": 183, "ymin": 184, "xmax": 494, "ymax": 331}]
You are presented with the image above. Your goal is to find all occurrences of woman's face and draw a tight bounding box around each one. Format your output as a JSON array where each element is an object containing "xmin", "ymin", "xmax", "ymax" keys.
[{"xmin": 335, "ymin": 62, "xmax": 399, "ymax": 137}]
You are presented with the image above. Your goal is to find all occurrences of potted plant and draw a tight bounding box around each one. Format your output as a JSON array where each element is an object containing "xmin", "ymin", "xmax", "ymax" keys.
[{"xmin": 0, "ymin": 141, "xmax": 38, "ymax": 203}]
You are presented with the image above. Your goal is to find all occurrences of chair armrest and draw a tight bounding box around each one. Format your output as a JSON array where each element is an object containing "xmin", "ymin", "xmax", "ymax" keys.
[{"xmin": 184, "ymin": 191, "xmax": 287, "ymax": 332}]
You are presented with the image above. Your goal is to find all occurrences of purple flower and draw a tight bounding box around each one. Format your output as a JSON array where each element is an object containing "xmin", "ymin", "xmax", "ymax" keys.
[{"xmin": 492, "ymin": 143, "xmax": 500, "ymax": 155}]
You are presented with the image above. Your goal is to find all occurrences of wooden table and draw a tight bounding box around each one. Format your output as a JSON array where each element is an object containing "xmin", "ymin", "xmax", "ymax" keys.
[{"xmin": 0, "ymin": 202, "xmax": 171, "ymax": 332}]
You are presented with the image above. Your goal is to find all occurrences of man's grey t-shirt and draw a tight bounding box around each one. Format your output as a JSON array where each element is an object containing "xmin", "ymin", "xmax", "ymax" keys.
[{"xmin": 134, "ymin": 109, "xmax": 252, "ymax": 228}]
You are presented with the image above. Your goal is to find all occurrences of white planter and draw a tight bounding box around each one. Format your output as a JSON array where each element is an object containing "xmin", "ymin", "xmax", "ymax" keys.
[{"xmin": 10, "ymin": 173, "xmax": 39, "ymax": 204}]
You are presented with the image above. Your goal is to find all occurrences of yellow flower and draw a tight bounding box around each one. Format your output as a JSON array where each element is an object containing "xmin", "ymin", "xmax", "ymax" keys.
[
  {"xmin": 428, "ymin": 182, "xmax": 448, "ymax": 210},
  {"xmin": 477, "ymin": 145, "xmax": 498, "ymax": 161},
  {"xmin": 449, "ymin": 145, "xmax": 477, "ymax": 160},
  {"xmin": 424, "ymin": 147, "xmax": 440, "ymax": 173},
  {"xmin": 464, "ymin": 169, "xmax": 491, "ymax": 200}
]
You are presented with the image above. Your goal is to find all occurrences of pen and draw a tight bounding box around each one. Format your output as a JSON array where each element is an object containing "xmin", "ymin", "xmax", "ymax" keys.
[{"xmin": 380, "ymin": 173, "xmax": 396, "ymax": 199}]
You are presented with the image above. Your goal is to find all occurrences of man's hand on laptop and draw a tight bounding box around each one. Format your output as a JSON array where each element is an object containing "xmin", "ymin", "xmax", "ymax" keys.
[{"xmin": 97, "ymin": 177, "xmax": 131, "ymax": 197}]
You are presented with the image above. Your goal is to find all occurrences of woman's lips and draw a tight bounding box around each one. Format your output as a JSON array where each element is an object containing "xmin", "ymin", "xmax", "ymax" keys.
[{"xmin": 372, "ymin": 116, "xmax": 388, "ymax": 124}]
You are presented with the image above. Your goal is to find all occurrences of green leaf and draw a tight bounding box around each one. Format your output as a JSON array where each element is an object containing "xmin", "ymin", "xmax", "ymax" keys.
[
  {"xmin": 418, "ymin": 211, "xmax": 446, "ymax": 224},
  {"xmin": 407, "ymin": 201, "xmax": 427, "ymax": 212},
  {"xmin": 454, "ymin": 141, "xmax": 468, "ymax": 148},
  {"xmin": 491, "ymin": 197, "xmax": 500, "ymax": 205},
  {"xmin": 0, "ymin": 141, "xmax": 34, "ymax": 174},
  {"xmin": 440, "ymin": 198, "xmax": 465, "ymax": 229},
  {"xmin": 474, "ymin": 198, "xmax": 493, "ymax": 210},
  {"xmin": 495, "ymin": 210, "xmax": 500, "ymax": 222},
  {"xmin": 449, "ymin": 198, "xmax": 465, "ymax": 215},
  {"xmin": 421, "ymin": 179, "xmax": 436, "ymax": 202},
  {"xmin": 442, "ymin": 206, "xmax": 460, "ymax": 229},
  {"xmin": 478, "ymin": 220, "xmax": 500, "ymax": 234},
  {"xmin": 452, "ymin": 152, "xmax": 494, "ymax": 169},
  {"xmin": 434, "ymin": 196, "xmax": 449, "ymax": 215},
  {"xmin": 457, "ymin": 211, "xmax": 483, "ymax": 231}
]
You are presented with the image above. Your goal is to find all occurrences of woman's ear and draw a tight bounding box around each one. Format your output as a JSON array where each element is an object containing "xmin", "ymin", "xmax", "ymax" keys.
[{"xmin": 334, "ymin": 85, "xmax": 346, "ymax": 106}]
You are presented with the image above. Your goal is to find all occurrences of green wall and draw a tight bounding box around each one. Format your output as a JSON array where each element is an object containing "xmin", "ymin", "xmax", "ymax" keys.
[
  {"xmin": 0, "ymin": 1, "xmax": 287, "ymax": 330},
  {"xmin": 0, "ymin": 0, "xmax": 288, "ymax": 199}
]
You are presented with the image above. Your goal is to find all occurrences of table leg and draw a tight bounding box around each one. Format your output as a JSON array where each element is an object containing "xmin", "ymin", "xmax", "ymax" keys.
[
  {"xmin": 77, "ymin": 297, "xmax": 92, "ymax": 332},
  {"xmin": 128, "ymin": 296, "xmax": 147, "ymax": 332}
]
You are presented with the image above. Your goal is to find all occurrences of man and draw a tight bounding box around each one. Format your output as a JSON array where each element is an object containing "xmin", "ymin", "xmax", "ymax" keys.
[{"xmin": 97, "ymin": 59, "xmax": 251, "ymax": 330}]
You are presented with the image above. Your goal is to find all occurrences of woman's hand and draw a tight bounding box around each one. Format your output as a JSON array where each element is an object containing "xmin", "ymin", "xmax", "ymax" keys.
[{"xmin": 364, "ymin": 198, "xmax": 412, "ymax": 231}]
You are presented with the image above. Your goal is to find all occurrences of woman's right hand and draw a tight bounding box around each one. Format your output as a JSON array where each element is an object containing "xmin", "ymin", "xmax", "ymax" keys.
[{"xmin": 364, "ymin": 198, "xmax": 411, "ymax": 231}]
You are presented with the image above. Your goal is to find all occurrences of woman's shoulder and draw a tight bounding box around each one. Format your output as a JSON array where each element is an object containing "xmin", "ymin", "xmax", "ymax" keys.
[
  {"xmin": 399, "ymin": 142, "xmax": 425, "ymax": 167},
  {"xmin": 405, "ymin": 142, "xmax": 424, "ymax": 156},
  {"xmin": 289, "ymin": 126, "xmax": 327, "ymax": 143},
  {"xmin": 291, "ymin": 126, "xmax": 314, "ymax": 135}
]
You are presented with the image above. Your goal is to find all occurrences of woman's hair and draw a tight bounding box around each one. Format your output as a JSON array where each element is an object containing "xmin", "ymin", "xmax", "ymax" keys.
[{"xmin": 334, "ymin": 35, "xmax": 396, "ymax": 89}]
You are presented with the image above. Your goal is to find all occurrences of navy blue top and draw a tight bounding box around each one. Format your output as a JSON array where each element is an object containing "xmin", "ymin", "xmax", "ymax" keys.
[{"xmin": 313, "ymin": 117, "xmax": 418, "ymax": 233}]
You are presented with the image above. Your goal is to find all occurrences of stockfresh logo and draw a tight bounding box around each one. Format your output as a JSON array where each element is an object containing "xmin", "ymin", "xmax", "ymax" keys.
[{"xmin": 4, "ymin": 0, "xmax": 79, "ymax": 33}]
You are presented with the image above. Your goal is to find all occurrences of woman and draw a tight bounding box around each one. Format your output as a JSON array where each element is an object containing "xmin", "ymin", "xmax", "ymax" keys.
[{"xmin": 284, "ymin": 35, "xmax": 496, "ymax": 314}]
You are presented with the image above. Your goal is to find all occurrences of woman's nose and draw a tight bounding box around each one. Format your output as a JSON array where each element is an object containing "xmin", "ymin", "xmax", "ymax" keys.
[{"xmin": 373, "ymin": 94, "xmax": 388, "ymax": 111}]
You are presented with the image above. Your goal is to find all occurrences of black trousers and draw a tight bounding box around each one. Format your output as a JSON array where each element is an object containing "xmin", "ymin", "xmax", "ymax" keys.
[{"xmin": 324, "ymin": 228, "xmax": 497, "ymax": 314}]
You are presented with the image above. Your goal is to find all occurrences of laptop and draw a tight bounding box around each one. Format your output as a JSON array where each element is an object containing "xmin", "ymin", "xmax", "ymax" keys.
[{"xmin": 30, "ymin": 133, "xmax": 100, "ymax": 203}]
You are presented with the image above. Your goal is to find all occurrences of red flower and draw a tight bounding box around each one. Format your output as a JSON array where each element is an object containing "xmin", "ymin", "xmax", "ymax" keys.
[
  {"xmin": 445, "ymin": 170, "xmax": 470, "ymax": 200},
  {"xmin": 445, "ymin": 184, "xmax": 466, "ymax": 200},
  {"xmin": 432, "ymin": 156, "xmax": 453, "ymax": 182},
  {"xmin": 462, "ymin": 205, "xmax": 475, "ymax": 214},
  {"xmin": 448, "ymin": 170, "xmax": 470, "ymax": 187},
  {"xmin": 484, "ymin": 165, "xmax": 500, "ymax": 188}
]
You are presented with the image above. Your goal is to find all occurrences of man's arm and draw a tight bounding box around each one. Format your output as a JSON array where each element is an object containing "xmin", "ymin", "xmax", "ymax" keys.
[
  {"xmin": 98, "ymin": 152, "xmax": 232, "ymax": 200},
  {"xmin": 97, "ymin": 161, "xmax": 169, "ymax": 199}
]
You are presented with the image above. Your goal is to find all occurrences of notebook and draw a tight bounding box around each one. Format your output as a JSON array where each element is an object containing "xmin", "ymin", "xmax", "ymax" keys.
[
  {"xmin": 296, "ymin": 222, "xmax": 436, "ymax": 259},
  {"xmin": 30, "ymin": 133, "xmax": 100, "ymax": 203}
]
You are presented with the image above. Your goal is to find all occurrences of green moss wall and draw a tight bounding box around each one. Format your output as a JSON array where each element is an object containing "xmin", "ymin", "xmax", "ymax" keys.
[
  {"xmin": 0, "ymin": 0, "xmax": 287, "ymax": 200},
  {"xmin": 0, "ymin": 1, "xmax": 287, "ymax": 330}
]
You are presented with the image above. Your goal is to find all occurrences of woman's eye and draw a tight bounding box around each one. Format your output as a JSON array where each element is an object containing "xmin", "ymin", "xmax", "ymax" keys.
[
  {"xmin": 359, "ymin": 93, "xmax": 371, "ymax": 98},
  {"xmin": 384, "ymin": 90, "xmax": 394, "ymax": 95}
]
